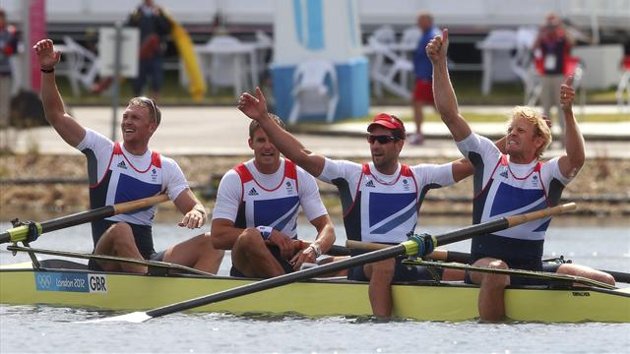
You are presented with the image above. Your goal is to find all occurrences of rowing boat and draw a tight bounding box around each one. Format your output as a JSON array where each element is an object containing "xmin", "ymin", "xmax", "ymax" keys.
[{"xmin": 2, "ymin": 258, "xmax": 629, "ymax": 323}]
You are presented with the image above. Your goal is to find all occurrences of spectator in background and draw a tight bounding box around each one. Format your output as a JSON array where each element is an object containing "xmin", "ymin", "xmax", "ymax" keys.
[
  {"xmin": 534, "ymin": 12, "xmax": 574, "ymax": 146},
  {"xmin": 0, "ymin": 8, "xmax": 18, "ymax": 151},
  {"xmin": 127, "ymin": 0, "xmax": 171, "ymax": 101},
  {"xmin": 410, "ymin": 11, "xmax": 440, "ymax": 146}
]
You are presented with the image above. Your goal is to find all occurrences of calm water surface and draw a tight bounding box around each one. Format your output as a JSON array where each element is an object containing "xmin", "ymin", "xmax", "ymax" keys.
[{"xmin": 1, "ymin": 218, "xmax": 629, "ymax": 353}]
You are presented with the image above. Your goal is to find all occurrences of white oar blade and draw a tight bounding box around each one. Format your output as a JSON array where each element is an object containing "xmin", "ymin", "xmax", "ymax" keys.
[{"xmin": 80, "ymin": 311, "xmax": 151, "ymax": 324}]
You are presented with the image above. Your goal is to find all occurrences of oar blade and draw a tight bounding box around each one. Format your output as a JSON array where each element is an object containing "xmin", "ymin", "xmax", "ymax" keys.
[{"xmin": 82, "ymin": 311, "xmax": 152, "ymax": 324}]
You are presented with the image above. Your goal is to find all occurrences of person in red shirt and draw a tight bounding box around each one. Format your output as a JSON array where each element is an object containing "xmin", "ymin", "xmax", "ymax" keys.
[{"xmin": 534, "ymin": 12, "xmax": 574, "ymax": 146}]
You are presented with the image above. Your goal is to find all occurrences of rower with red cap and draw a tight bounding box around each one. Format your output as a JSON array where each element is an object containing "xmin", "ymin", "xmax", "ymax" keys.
[{"xmin": 237, "ymin": 88, "xmax": 474, "ymax": 320}]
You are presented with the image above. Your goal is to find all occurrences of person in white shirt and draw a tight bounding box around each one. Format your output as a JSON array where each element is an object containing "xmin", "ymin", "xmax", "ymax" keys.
[
  {"xmin": 211, "ymin": 115, "xmax": 336, "ymax": 277},
  {"xmin": 428, "ymin": 28, "xmax": 614, "ymax": 321},
  {"xmin": 33, "ymin": 38, "xmax": 224, "ymax": 274}
]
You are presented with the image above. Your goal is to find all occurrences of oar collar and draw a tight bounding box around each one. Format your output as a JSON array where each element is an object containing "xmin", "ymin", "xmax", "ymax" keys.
[{"xmin": 402, "ymin": 233, "xmax": 436, "ymax": 257}]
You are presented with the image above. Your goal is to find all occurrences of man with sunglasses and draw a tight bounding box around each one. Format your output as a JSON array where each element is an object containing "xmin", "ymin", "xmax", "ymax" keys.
[
  {"xmin": 238, "ymin": 88, "xmax": 473, "ymax": 320},
  {"xmin": 428, "ymin": 29, "xmax": 614, "ymax": 321},
  {"xmin": 210, "ymin": 115, "xmax": 337, "ymax": 278},
  {"xmin": 33, "ymin": 39, "xmax": 224, "ymax": 274}
]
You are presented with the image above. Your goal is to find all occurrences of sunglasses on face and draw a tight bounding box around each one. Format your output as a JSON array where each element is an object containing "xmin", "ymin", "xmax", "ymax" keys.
[{"xmin": 367, "ymin": 135, "xmax": 399, "ymax": 144}]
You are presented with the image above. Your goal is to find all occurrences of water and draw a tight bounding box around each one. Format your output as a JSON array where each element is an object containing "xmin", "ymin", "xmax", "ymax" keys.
[{"xmin": 1, "ymin": 219, "xmax": 629, "ymax": 353}]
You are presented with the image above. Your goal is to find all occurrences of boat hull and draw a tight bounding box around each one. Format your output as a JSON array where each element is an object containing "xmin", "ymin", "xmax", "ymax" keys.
[{"xmin": 1, "ymin": 264, "xmax": 629, "ymax": 323}]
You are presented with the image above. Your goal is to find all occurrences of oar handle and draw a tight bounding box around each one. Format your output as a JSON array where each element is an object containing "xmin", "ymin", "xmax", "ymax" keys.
[
  {"xmin": 113, "ymin": 194, "xmax": 169, "ymax": 214},
  {"xmin": 40, "ymin": 194, "xmax": 169, "ymax": 234},
  {"xmin": 505, "ymin": 202, "xmax": 576, "ymax": 228},
  {"xmin": 346, "ymin": 203, "xmax": 576, "ymax": 260},
  {"xmin": 0, "ymin": 194, "xmax": 169, "ymax": 244}
]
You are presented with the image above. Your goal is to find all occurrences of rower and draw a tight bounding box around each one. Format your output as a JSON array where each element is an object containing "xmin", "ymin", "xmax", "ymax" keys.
[
  {"xmin": 33, "ymin": 38, "xmax": 224, "ymax": 274},
  {"xmin": 428, "ymin": 28, "xmax": 615, "ymax": 321},
  {"xmin": 210, "ymin": 115, "xmax": 338, "ymax": 277}
]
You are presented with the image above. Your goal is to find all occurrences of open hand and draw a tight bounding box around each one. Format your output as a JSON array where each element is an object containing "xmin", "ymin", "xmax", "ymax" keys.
[
  {"xmin": 32, "ymin": 39, "xmax": 61, "ymax": 70},
  {"xmin": 238, "ymin": 87, "xmax": 269, "ymax": 121}
]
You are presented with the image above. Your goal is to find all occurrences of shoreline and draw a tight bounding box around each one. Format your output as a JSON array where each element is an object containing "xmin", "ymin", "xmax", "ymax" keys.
[{"xmin": 1, "ymin": 153, "xmax": 629, "ymax": 221}]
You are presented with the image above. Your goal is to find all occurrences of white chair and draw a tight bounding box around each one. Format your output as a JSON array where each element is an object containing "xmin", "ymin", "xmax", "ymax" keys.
[
  {"xmin": 57, "ymin": 36, "xmax": 100, "ymax": 96},
  {"xmin": 370, "ymin": 25, "xmax": 396, "ymax": 46},
  {"xmin": 288, "ymin": 60, "xmax": 339, "ymax": 124},
  {"xmin": 201, "ymin": 35, "xmax": 253, "ymax": 98},
  {"xmin": 254, "ymin": 30, "xmax": 273, "ymax": 77},
  {"xmin": 366, "ymin": 26, "xmax": 397, "ymax": 98},
  {"xmin": 399, "ymin": 26, "xmax": 421, "ymax": 52},
  {"xmin": 477, "ymin": 29, "xmax": 518, "ymax": 95},
  {"xmin": 397, "ymin": 26, "xmax": 422, "ymax": 88},
  {"xmin": 509, "ymin": 27, "xmax": 540, "ymax": 105},
  {"xmin": 366, "ymin": 37, "xmax": 413, "ymax": 100}
]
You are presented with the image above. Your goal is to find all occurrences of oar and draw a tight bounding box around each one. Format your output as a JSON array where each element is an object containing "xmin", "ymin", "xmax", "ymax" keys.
[
  {"xmin": 349, "ymin": 237, "xmax": 630, "ymax": 284},
  {"xmin": 346, "ymin": 240, "xmax": 471, "ymax": 263},
  {"xmin": 406, "ymin": 259, "xmax": 617, "ymax": 289},
  {"xmin": 7, "ymin": 245, "xmax": 214, "ymax": 276},
  {"xmin": 90, "ymin": 202, "xmax": 575, "ymax": 323},
  {"xmin": 0, "ymin": 194, "xmax": 169, "ymax": 244},
  {"xmin": 299, "ymin": 241, "xmax": 351, "ymax": 256}
]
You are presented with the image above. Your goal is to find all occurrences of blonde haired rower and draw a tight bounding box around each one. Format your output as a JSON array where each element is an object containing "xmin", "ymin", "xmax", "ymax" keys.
[
  {"xmin": 33, "ymin": 38, "xmax": 224, "ymax": 274},
  {"xmin": 427, "ymin": 29, "xmax": 614, "ymax": 322}
]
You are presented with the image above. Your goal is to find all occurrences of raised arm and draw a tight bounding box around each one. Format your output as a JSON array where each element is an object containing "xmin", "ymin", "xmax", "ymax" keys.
[
  {"xmin": 557, "ymin": 76, "xmax": 585, "ymax": 178},
  {"xmin": 33, "ymin": 39, "xmax": 86, "ymax": 147},
  {"xmin": 238, "ymin": 87, "xmax": 326, "ymax": 177},
  {"xmin": 427, "ymin": 29, "xmax": 472, "ymax": 142}
]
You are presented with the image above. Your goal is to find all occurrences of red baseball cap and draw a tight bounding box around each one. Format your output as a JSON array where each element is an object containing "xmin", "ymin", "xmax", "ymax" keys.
[{"xmin": 367, "ymin": 113, "xmax": 406, "ymax": 136}]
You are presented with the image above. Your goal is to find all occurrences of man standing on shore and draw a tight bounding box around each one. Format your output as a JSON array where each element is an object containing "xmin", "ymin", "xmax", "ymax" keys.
[
  {"xmin": 33, "ymin": 38, "xmax": 224, "ymax": 274},
  {"xmin": 410, "ymin": 11, "xmax": 440, "ymax": 145}
]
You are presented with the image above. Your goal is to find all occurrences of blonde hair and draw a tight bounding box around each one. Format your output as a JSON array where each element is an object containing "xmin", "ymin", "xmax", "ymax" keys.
[
  {"xmin": 417, "ymin": 11, "xmax": 433, "ymax": 22},
  {"xmin": 508, "ymin": 106, "xmax": 552, "ymax": 158},
  {"xmin": 128, "ymin": 97, "xmax": 161, "ymax": 126}
]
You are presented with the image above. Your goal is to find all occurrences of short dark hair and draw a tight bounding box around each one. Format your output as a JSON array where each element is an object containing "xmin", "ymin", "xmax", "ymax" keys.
[{"xmin": 248, "ymin": 114, "xmax": 286, "ymax": 139}]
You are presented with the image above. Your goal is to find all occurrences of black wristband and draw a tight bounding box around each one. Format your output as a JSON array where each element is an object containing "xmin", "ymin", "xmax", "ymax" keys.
[{"xmin": 41, "ymin": 67, "xmax": 55, "ymax": 73}]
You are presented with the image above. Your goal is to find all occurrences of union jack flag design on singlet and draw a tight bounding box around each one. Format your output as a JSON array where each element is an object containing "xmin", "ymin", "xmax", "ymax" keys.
[
  {"xmin": 89, "ymin": 142, "xmax": 163, "ymax": 226},
  {"xmin": 476, "ymin": 155, "xmax": 551, "ymax": 241},
  {"xmin": 345, "ymin": 164, "xmax": 419, "ymax": 244},
  {"xmin": 233, "ymin": 160, "xmax": 301, "ymax": 238}
]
